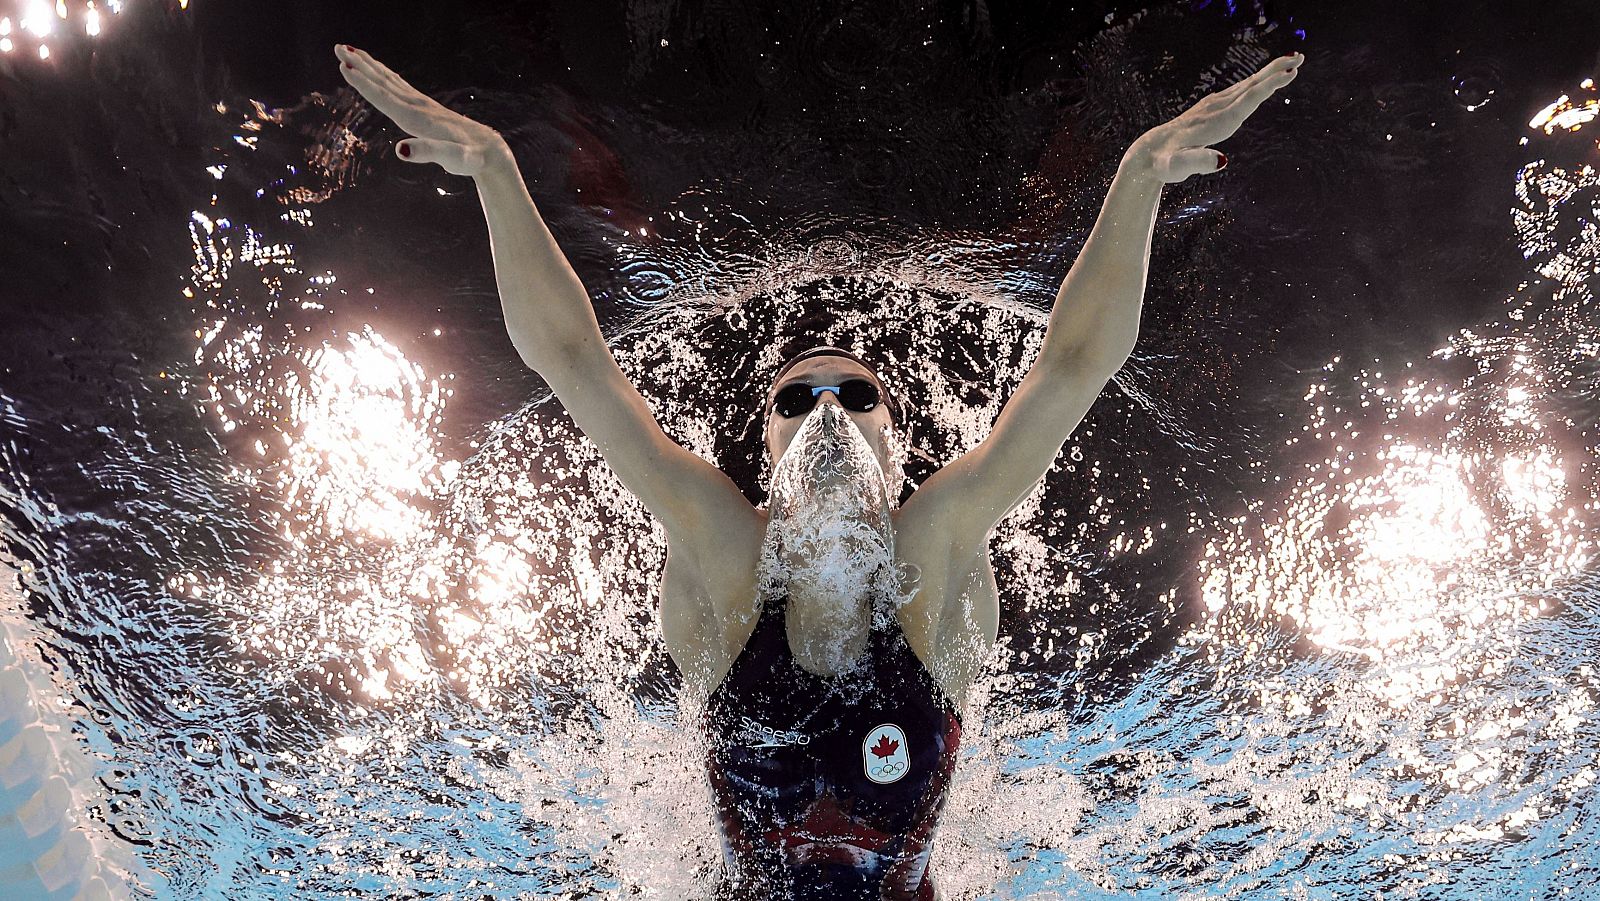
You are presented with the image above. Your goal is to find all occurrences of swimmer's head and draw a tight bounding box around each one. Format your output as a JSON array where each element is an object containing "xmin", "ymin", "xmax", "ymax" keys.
[{"xmin": 763, "ymin": 346, "xmax": 902, "ymax": 485}]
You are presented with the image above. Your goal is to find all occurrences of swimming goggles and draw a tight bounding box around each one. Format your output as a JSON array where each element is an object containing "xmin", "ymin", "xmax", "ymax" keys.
[{"xmin": 771, "ymin": 379, "xmax": 882, "ymax": 418}]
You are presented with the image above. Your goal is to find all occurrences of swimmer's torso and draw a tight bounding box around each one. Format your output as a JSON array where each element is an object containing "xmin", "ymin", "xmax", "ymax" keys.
[
  {"xmin": 698, "ymin": 573, "xmax": 962, "ymax": 900},
  {"xmin": 659, "ymin": 399, "xmax": 997, "ymax": 897}
]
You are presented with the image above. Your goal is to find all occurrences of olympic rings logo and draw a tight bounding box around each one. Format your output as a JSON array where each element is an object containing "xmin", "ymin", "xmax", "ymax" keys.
[{"xmin": 863, "ymin": 723, "xmax": 911, "ymax": 784}]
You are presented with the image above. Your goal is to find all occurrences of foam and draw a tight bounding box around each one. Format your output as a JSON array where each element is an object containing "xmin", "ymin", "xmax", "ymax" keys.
[{"xmin": 757, "ymin": 402, "xmax": 909, "ymax": 679}]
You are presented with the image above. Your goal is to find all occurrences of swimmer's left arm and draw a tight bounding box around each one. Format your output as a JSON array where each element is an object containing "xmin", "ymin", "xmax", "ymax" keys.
[{"xmin": 908, "ymin": 52, "xmax": 1305, "ymax": 553}]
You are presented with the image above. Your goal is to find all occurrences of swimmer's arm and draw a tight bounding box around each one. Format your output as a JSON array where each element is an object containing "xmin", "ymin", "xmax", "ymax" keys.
[
  {"xmin": 904, "ymin": 344, "xmax": 1125, "ymax": 556},
  {"xmin": 1037, "ymin": 150, "xmax": 1165, "ymax": 374},
  {"xmin": 473, "ymin": 148, "xmax": 757, "ymax": 539},
  {"xmin": 472, "ymin": 144, "xmax": 609, "ymax": 372},
  {"xmin": 907, "ymin": 54, "xmax": 1305, "ymax": 552},
  {"xmin": 332, "ymin": 44, "xmax": 757, "ymax": 559},
  {"xmin": 1039, "ymin": 49, "xmax": 1304, "ymax": 372},
  {"xmin": 903, "ymin": 156, "xmax": 1161, "ymax": 551}
]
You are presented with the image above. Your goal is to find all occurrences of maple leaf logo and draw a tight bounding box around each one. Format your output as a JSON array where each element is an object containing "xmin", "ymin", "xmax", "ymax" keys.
[{"xmin": 870, "ymin": 734, "xmax": 899, "ymax": 759}]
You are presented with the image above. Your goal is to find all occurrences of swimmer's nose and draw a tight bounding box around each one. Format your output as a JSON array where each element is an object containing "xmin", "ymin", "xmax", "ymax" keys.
[{"xmin": 802, "ymin": 395, "xmax": 850, "ymax": 428}]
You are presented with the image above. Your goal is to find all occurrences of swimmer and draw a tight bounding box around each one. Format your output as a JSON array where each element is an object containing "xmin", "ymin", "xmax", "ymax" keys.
[{"xmin": 335, "ymin": 42, "xmax": 1305, "ymax": 900}]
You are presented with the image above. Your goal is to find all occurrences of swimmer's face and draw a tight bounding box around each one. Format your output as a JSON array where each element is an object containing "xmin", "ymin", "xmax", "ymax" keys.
[{"xmin": 764, "ymin": 357, "xmax": 897, "ymax": 480}]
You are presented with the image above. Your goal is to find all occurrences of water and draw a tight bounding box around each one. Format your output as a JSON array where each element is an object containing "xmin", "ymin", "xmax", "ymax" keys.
[{"xmin": 1, "ymin": 0, "xmax": 1598, "ymax": 897}]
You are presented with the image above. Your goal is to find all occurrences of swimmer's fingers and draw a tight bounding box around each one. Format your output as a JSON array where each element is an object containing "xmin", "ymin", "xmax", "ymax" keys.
[
  {"xmin": 1186, "ymin": 53, "xmax": 1303, "ymax": 146},
  {"xmin": 1161, "ymin": 147, "xmax": 1228, "ymax": 182},
  {"xmin": 337, "ymin": 47, "xmax": 459, "ymax": 141},
  {"xmin": 393, "ymin": 137, "xmax": 499, "ymax": 177},
  {"xmin": 1128, "ymin": 121, "xmax": 1228, "ymax": 183},
  {"xmin": 336, "ymin": 44, "xmax": 505, "ymax": 176},
  {"xmin": 1130, "ymin": 51, "xmax": 1301, "ymax": 183},
  {"xmin": 1214, "ymin": 52, "xmax": 1303, "ymax": 128},
  {"xmin": 1210, "ymin": 51, "xmax": 1302, "ymax": 106},
  {"xmin": 337, "ymin": 43, "xmax": 456, "ymax": 120},
  {"xmin": 336, "ymin": 44, "xmax": 416, "ymax": 102}
]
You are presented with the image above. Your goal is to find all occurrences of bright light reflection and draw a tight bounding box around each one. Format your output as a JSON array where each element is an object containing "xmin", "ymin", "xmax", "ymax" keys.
[
  {"xmin": 1, "ymin": 0, "xmax": 153, "ymax": 56},
  {"xmin": 23, "ymin": 1, "xmax": 53, "ymax": 37},
  {"xmin": 287, "ymin": 334, "xmax": 442, "ymax": 544}
]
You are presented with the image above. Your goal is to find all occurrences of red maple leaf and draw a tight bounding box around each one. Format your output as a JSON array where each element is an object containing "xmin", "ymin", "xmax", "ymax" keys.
[{"xmin": 870, "ymin": 734, "xmax": 899, "ymax": 759}]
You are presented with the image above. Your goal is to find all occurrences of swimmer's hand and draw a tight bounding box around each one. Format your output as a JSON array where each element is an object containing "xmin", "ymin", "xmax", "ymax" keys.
[
  {"xmin": 334, "ymin": 44, "xmax": 508, "ymax": 177},
  {"xmin": 1124, "ymin": 51, "xmax": 1304, "ymax": 184}
]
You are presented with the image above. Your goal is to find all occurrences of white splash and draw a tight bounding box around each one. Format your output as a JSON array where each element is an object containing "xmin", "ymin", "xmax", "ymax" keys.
[{"xmin": 757, "ymin": 402, "xmax": 908, "ymax": 678}]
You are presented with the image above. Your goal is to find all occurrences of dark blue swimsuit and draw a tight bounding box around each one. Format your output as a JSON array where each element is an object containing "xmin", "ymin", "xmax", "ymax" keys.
[{"xmin": 701, "ymin": 587, "xmax": 963, "ymax": 900}]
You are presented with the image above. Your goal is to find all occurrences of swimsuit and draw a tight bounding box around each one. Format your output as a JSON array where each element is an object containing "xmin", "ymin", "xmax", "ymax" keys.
[{"xmin": 700, "ymin": 587, "xmax": 963, "ymax": 900}]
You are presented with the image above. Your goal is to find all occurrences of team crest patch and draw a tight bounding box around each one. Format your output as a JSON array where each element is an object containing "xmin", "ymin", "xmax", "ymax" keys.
[{"xmin": 863, "ymin": 723, "xmax": 910, "ymax": 785}]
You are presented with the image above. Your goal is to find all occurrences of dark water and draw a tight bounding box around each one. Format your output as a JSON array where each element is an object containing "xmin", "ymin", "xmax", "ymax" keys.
[{"xmin": 2, "ymin": 0, "xmax": 1599, "ymax": 897}]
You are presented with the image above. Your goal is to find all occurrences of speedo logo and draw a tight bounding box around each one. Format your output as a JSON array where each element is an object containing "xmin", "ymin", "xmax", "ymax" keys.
[{"xmin": 732, "ymin": 715, "xmax": 812, "ymax": 748}]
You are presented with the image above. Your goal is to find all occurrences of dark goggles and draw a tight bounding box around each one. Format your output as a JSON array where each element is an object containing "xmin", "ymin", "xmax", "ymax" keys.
[{"xmin": 771, "ymin": 379, "xmax": 883, "ymax": 418}]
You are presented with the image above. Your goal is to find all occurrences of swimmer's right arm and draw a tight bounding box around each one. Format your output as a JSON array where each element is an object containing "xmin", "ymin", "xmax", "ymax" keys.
[{"xmin": 335, "ymin": 45, "xmax": 757, "ymax": 541}]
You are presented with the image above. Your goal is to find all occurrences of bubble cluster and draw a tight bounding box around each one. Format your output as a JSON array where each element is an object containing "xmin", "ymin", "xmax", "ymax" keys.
[{"xmin": 758, "ymin": 402, "xmax": 904, "ymax": 678}]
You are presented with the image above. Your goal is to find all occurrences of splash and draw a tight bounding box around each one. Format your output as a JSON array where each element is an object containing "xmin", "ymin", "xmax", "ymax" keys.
[{"xmin": 758, "ymin": 402, "xmax": 906, "ymax": 678}]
